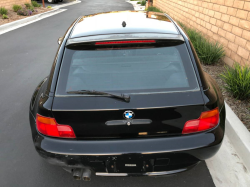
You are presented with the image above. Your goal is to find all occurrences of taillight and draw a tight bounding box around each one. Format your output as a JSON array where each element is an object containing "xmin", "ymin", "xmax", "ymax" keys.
[
  {"xmin": 36, "ymin": 114, "xmax": 76, "ymax": 138},
  {"xmin": 182, "ymin": 108, "xmax": 219, "ymax": 134},
  {"xmin": 95, "ymin": 40, "xmax": 156, "ymax": 45}
]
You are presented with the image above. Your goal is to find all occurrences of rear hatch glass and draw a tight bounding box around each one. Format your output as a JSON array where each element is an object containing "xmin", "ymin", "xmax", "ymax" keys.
[{"xmin": 56, "ymin": 42, "xmax": 199, "ymax": 94}]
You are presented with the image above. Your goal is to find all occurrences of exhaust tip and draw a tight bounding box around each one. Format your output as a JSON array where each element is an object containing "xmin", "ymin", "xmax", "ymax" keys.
[
  {"xmin": 83, "ymin": 177, "xmax": 91, "ymax": 181},
  {"xmin": 72, "ymin": 168, "xmax": 83, "ymax": 180},
  {"xmin": 82, "ymin": 168, "xmax": 91, "ymax": 181},
  {"xmin": 72, "ymin": 168, "xmax": 91, "ymax": 181},
  {"xmin": 73, "ymin": 176, "xmax": 82, "ymax": 180}
]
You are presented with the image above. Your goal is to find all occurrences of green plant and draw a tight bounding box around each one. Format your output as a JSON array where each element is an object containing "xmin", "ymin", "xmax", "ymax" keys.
[
  {"xmin": 146, "ymin": 6, "xmax": 163, "ymax": 12},
  {"xmin": 47, "ymin": 6, "xmax": 52, "ymax": 9},
  {"xmin": 17, "ymin": 8, "xmax": 32, "ymax": 16},
  {"xmin": 0, "ymin": 7, "xmax": 8, "ymax": 15},
  {"xmin": 2, "ymin": 14, "xmax": 8, "ymax": 19},
  {"xmin": 13, "ymin": 4, "xmax": 22, "ymax": 12},
  {"xmin": 31, "ymin": 1, "xmax": 41, "ymax": 7},
  {"xmin": 17, "ymin": 9, "xmax": 27, "ymax": 16},
  {"xmin": 179, "ymin": 22, "xmax": 225, "ymax": 65},
  {"xmin": 137, "ymin": 2, "xmax": 141, "ymax": 4},
  {"xmin": 25, "ymin": 3, "xmax": 32, "ymax": 9},
  {"xmin": 177, "ymin": 21, "xmax": 186, "ymax": 30},
  {"xmin": 141, "ymin": 0, "xmax": 146, "ymax": 6},
  {"xmin": 220, "ymin": 63, "xmax": 250, "ymax": 100},
  {"xmin": 29, "ymin": 6, "xmax": 35, "ymax": 12}
]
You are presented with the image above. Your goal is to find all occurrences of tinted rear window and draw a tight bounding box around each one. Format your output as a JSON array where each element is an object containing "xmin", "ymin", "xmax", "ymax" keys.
[{"xmin": 56, "ymin": 43, "xmax": 199, "ymax": 95}]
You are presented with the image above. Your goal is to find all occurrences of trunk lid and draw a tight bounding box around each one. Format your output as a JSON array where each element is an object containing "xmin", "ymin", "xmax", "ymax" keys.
[{"xmin": 52, "ymin": 91, "xmax": 204, "ymax": 139}]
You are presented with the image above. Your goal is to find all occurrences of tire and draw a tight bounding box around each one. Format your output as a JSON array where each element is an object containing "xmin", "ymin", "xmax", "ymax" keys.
[
  {"xmin": 47, "ymin": 0, "xmax": 58, "ymax": 3},
  {"xmin": 59, "ymin": 0, "xmax": 63, "ymax": 2}
]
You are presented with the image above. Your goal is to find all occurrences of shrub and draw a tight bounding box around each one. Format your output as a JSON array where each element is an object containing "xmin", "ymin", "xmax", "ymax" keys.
[
  {"xmin": 25, "ymin": 3, "xmax": 32, "ymax": 9},
  {"xmin": 31, "ymin": 1, "xmax": 41, "ymax": 7},
  {"xmin": 141, "ymin": 0, "xmax": 146, "ymax": 6},
  {"xmin": 220, "ymin": 63, "xmax": 250, "ymax": 100},
  {"xmin": 0, "ymin": 7, "xmax": 8, "ymax": 15},
  {"xmin": 146, "ymin": 6, "xmax": 163, "ymax": 12},
  {"xmin": 137, "ymin": 2, "xmax": 141, "ymax": 4},
  {"xmin": 179, "ymin": 23, "xmax": 225, "ymax": 65},
  {"xmin": 29, "ymin": 6, "xmax": 35, "ymax": 12},
  {"xmin": 17, "ymin": 9, "xmax": 29, "ymax": 16},
  {"xmin": 28, "ymin": 10, "xmax": 33, "ymax": 16},
  {"xmin": 2, "ymin": 14, "xmax": 8, "ymax": 19},
  {"xmin": 47, "ymin": 6, "xmax": 52, "ymax": 9},
  {"xmin": 13, "ymin": 4, "xmax": 22, "ymax": 12}
]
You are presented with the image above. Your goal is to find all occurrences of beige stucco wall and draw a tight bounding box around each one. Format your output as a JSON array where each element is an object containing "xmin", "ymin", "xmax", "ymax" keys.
[
  {"xmin": 153, "ymin": 0, "xmax": 250, "ymax": 66},
  {"xmin": 0, "ymin": 0, "xmax": 31, "ymax": 9}
]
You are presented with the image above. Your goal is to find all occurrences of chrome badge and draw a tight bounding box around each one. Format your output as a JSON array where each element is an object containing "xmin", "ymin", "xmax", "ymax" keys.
[{"xmin": 123, "ymin": 110, "xmax": 135, "ymax": 119}]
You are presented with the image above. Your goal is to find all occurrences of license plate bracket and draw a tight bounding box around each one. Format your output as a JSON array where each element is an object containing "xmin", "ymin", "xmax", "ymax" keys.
[{"xmin": 107, "ymin": 157, "xmax": 153, "ymax": 173}]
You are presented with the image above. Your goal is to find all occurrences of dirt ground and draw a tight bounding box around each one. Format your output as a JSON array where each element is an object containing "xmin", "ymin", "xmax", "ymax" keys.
[
  {"xmin": 202, "ymin": 62, "xmax": 250, "ymax": 131},
  {"xmin": 0, "ymin": 7, "xmax": 51, "ymax": 26}
]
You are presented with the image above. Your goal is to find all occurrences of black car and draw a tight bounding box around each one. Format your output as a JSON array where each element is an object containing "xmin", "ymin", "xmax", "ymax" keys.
[{"xmin": 29, "ymin": 11, "xmax": 225, "ymax": 181}]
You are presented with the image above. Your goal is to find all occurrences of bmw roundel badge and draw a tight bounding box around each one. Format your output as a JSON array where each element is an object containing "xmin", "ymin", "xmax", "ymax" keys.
[{"xmin": 123, "ymin": 110, "xmax": 135, "ymax": 119}]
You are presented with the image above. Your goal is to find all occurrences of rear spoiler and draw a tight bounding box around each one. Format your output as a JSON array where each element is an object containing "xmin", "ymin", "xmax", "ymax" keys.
[{"xmin": 66, "ymin": 33, "xmax": 184, "ymax": 47}]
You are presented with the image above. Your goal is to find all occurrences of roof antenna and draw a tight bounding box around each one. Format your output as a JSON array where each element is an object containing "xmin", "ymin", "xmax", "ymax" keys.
[{"xmin": 122, "ymin": 21, "xmax": 126, "ymax": 27}]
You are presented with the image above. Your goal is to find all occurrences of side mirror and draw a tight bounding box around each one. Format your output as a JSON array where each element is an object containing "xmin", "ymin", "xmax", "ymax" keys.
[{"xmin": 58, "ymin": 37, "xmax": 63, "ymax": 45}]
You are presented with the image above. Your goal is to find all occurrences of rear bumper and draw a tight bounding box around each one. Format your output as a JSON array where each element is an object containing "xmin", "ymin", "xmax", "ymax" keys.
[{"xmin": 33, "ymin": 124, "xmax": 224, "ymax": 175}]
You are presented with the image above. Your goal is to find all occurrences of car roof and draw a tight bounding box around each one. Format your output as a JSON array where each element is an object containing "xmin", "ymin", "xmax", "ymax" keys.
[{"xmin": 70, "ymin": 11, "xmax": 179, "ymax": 39}]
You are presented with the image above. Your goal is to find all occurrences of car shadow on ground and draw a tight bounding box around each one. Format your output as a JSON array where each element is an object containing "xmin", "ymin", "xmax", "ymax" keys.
[{"xmin": 35, "ymin": 160, "xmax": 214, "ymax": 187}]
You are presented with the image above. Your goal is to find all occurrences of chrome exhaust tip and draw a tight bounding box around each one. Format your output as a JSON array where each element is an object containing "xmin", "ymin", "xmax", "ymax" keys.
[
  {"xmin": 72, "ymin": 169, "xmax": 82, "ymax": 180},
  {"xmin": 82, "ymin": 168, "xmax": 91, "ymax": 181}
]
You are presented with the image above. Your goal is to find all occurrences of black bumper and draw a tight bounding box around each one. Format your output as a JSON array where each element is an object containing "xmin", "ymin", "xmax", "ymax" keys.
[{"xmin": 33, "ymin": 125, "xmax": 224, "ymax": 175}]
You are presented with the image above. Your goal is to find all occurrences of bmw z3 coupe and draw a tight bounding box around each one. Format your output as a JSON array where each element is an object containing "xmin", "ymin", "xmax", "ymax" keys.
[{"xmin": 29, "ymin": 11, "xmax": 225, "ymax": 180}]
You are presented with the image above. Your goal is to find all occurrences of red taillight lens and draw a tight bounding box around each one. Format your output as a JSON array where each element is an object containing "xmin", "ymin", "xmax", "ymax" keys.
[
  {"xmin": 182, "ymin": 108, "xmax": 219, "ymax": 134},
  {"xmin": 36, "ymin": 114, "xmax": 76, "ymax": 138},
  {"xmin": 95, "ymin": 40, "xmax": 156, "ymax": 45}
]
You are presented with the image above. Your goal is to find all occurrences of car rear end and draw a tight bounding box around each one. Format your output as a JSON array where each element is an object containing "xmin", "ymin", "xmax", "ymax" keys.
[{"xmin": 29, "ymin": 11, "xmax": 225, "ymax": 179}]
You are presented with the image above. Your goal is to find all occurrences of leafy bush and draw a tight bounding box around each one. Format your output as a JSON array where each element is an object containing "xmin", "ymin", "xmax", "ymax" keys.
[
  {"xmin": 28, "ymin": 10, "xmax": 33, "ymax": 16},
  {"xmin": 146, "ymin": 6, "xmax": 163, "ymax": 12},
  {"xmin": 179, "ymin": 22, "xmax": 225, "ymax": 65},
  {"xmin": 29, "ymin": 6, "xmax": 35, "ymax": 12},
  {"xmin": 25, "ymin": 3, "xmax": 32, "ymax": 9},
  {"xmin": 17, "ymin": 8, "xmax": 32, "ymax": 16},
  {"xmin": 13, "ymin": 5, "xmax": 22, "ymax": 12},
  {"xmin": 47, "ymin": 6, "xmax": 52, "ymax": 9},
  {"xmin": 0, "ymin": 7, "xmax": 8, "ymax": 15},
  {"xmin": 220, "ymin": 63, "xmax": 250, "ymax": 100},
  {"xmin": 2, "ymin": 14, "xmax": 8, "ymax": 19},
  {"xmin": 137, "ymin": 2, "xmax": 141, "ymax": 4},
  {"xmin": 141, "ymin": 0, "xmax": 146, "ymax": 6},
  {"xmin": 17, "ymin": 9, "xmax": 28, "ymax": 16},
  {"xmin": 31, "ymin": 1, "xmax": 41, "ymax": 7}
]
